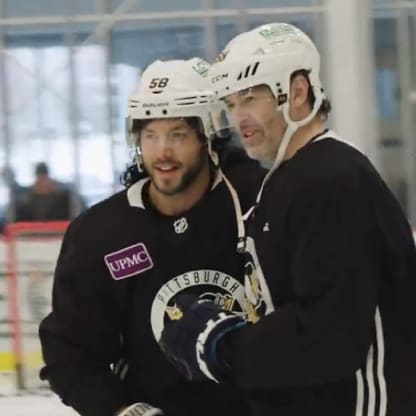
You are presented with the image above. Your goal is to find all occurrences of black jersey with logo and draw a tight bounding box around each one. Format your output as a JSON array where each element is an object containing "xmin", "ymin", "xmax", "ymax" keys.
[
  {"xmin": 224, "ymin": 133, "xmax": 416, "ymax": 416},
  {"xmin": 39, "ymin": 150, "xmax": 265, "ymax": 416}
]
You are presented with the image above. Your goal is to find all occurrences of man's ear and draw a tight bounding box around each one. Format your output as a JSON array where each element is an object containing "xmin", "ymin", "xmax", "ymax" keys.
[{"xmin": 289, "ymin": 74, "xmax": 310, "ymax": 109}]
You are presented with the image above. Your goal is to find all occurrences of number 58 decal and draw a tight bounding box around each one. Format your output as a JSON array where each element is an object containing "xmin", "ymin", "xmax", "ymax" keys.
[{"xmin": 149, "ymin": 77, "xmax": 169, "ymax": 89}]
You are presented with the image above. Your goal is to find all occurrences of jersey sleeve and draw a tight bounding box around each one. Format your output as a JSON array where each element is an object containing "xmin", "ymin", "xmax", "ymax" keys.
[
  {"xmin": 39, "ymin": 216, "xmax": 129, "ymax": 416},
  {"xmin": 223, "ymin": 169, "xmax": 387, "ymax": 391}
]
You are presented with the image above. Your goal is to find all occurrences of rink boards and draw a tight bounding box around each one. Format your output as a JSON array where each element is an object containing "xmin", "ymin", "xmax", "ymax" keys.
[
  {"xmin": 0, "ymin": 235, "xmax": 61, "ymax": 375},
  {"xmin": 0, "ymin": 229, "xmax": 415, "ymax": 375}
]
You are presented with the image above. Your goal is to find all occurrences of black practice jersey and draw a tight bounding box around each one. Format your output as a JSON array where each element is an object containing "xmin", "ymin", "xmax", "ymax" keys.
[
  {"xmin": 225, "ymin": 132, "xmax": 416, "ymax": 416},
  {"xmin": 39, "ymin": 150, "xmax": 265, "ymax": 416}
]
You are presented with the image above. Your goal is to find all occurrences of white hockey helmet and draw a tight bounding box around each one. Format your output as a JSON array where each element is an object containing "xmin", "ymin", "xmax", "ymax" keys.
[
  {"xmin": 127, "ymin": 57, "xmax": 229, "ymax": 147},
  {"xmin": 210, "ymin": 22, "xmax": 325, "ymax": 108}
]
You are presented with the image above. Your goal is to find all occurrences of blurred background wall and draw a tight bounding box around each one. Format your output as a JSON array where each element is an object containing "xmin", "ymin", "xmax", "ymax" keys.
[{"xmin": 0, "ymin": 0, "xmax": 415, "ymax": 224}]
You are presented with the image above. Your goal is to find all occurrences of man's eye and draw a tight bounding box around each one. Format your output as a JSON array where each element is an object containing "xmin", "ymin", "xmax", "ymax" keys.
[{"xmin": 172, "ymin": 132, "xmax": 187, "ymax": 140}]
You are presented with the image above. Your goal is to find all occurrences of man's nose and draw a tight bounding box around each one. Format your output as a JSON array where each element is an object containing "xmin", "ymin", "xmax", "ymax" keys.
[
  {"xmin": 230, "ymin": 107, "xmax": 251, "ymax": 128},
  {"xmin": 158, "ymin": 138, "xmax": 175, "ymax": 156}
]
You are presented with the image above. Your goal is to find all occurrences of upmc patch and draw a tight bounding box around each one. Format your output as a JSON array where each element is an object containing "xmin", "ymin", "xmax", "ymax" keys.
[{"xmin": 104, "ymin": 243, "xmax": 153, "ymax": 280}]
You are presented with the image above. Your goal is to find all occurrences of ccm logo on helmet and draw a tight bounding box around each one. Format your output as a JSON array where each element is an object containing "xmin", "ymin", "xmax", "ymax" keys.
[{"xmin": 212, "ymin": 73, "xmax": 228, "ymax": 84}]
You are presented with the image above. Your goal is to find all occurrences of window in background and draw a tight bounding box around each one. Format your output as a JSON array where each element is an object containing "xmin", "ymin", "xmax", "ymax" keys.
[
  {"xmin": 2, "ymin": 32, "xmax": 116, "ymax": 209},
  {"xmin": 71, "ymin": 29, "xmax": 123, "ymax": 206},
  {"xmin": 0, "ymin": 1, "xmax": 328, "ymax": 213},
  {"xmin": 3, "ymin": 36, "xmax": 72, "ymax": 187},
  {"xmin": 111, "ymin": 0, "xmax": 203, "ymax": 13},
  {"xmin": 372, "ymin": 12, "xmax": 406, "ymax": 209},
  {"xmin": 4, "ymin": 0, "xmax": 96, "ymax": 18},
  {"xmin": 216, "ymin": 0, "xmax": 320, "ymax": 7}
]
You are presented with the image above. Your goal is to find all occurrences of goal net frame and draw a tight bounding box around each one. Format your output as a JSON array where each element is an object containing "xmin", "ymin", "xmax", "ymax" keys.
[{"xmin": 4, "ymin": 221, "xmax": 69, "ymax": 391}]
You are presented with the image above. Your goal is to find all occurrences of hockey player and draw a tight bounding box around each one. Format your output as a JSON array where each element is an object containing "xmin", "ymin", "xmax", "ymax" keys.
[
  {"xmin": 38, "ymin": 58, "xmax": 265, "ymax": 416},
  {"xmin": 159, "ymin": 23, "xmax": 416, "ymax": 415}
]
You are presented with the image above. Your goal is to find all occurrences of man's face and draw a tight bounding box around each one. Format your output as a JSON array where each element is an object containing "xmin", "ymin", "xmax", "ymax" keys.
[
  {"xmin": 223, "ymin": 85, "xmax": 285, "ymax": 161},
  {"xmin": 140, "ymin": 118, "xmax": 207, "ymax": 196}
]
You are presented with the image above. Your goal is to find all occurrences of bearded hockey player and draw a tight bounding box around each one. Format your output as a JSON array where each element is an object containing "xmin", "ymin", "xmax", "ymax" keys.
[
  {"xmin": 39, "ymin": 57, "xmax": 264, "ymax": 416},
  {"xmin": 159, "ymin": 23, "xmax": 416, "ymax": 416}
]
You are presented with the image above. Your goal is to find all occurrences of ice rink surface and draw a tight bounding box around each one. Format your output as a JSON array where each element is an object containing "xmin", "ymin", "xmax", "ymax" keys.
[
  {"xmin": 0, "ymin": 374, "xmax": 78, "ymax": 415},
  {"xmin": 0, "ymin": 394, "xmax": 78, "ymax": 416}
]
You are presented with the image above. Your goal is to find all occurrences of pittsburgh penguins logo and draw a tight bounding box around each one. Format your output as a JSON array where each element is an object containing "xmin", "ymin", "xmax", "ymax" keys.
[
  {"xmin": 244, "ymin": 260, "xmax": 265, "ymax": 323},
  {"xmin": 150, "ymin": 269, "xmax": 245, "ymax": 341},
  {"xmin": 244, "ymin": 237, "xmax": 275, "ymax": 322}
]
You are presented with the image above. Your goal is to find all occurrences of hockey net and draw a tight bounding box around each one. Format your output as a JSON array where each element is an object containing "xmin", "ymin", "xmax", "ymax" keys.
[{"xmin": 0, "ymin": 221, "xmax": 69, "ymax": 391}]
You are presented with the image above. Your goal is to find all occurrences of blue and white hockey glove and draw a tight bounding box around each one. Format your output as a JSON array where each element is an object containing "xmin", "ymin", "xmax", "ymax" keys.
[
  {"xmin": 117, "ymin": 402, "xmax": 163, "ymax": 416},
  {"xmin": 159, "ymin": 294, "xmax": 247, "ymax": 383}
]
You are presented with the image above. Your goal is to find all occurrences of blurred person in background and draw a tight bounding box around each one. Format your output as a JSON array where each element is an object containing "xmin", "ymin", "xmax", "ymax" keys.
[
  {"xmin": 1, "ymin": 166, "xmax": 28, "ymax": 205},
  {"xmin": 15, "ymin": 162, "xmax": 85, "ymax": 222},
  {"xmin": 39, "ymin": 58, "xmax": 265, "ymax": 416},
  {"xmin": 159, "ymin": 23, "xmax": 416, "ymax": 416},
  {"xmin": 0, "ymin": 166, "xmax": 28, "ymax": 231}
]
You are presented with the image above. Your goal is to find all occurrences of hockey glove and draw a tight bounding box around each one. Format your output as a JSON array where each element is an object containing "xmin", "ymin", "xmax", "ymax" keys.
[
  {"xmin": 117, "ymin": 402, "xmax": 163, "ymax": 416},
  {"xmin": 159, "ymin": 294, "xmax": 247, "ymax": 383}
]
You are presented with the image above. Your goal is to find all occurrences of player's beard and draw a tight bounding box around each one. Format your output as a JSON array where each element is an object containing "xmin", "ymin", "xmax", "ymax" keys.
[{"xmin": 147, "ymin": 147, "xmax": 208, "ymax": 196}]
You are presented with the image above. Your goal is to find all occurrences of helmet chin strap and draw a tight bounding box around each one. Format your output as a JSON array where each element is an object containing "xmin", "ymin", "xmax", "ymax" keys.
[
  {"xmin": 208, "ymin": 140, "xmax": 247, "ymax": 253},
  {"xmin": 255, "ymin": 87, "xmax": 324, "ymax": 205},
  {"xmin": 208, "ymin": 88, "xmax": 324, "ymax": 254}
]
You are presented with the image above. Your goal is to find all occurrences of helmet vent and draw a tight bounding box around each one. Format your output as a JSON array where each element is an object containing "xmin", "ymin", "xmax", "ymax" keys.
[
  {"xmin": 251, "ymin": 61, "xmax": 260, "ymax": 76},
  {"xmin": 174, "ymin": 96, "xmax": 211, "ymax": 106},
  {"xmin": 237, "ymin": 61, "xmax": 260, "ymax": 80}
]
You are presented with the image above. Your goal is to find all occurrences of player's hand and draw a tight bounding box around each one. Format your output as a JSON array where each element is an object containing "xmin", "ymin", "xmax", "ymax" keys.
[
  {"xmin": 159, "ymin": 294, "xmax": 247, "ymax": 382},
  {"xmin": 117, "ymin": 402, "xmax": 163, "ymax": 416}
]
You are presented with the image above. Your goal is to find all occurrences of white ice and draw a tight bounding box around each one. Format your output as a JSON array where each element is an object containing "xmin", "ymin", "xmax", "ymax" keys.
[
  {"xmin": 0, "ymin": 394, "xmax": 78, "ymax": 416},
  {"xmin": 0, "ymin": 374, "xmax": 78, "ymax": 416}
]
